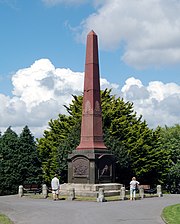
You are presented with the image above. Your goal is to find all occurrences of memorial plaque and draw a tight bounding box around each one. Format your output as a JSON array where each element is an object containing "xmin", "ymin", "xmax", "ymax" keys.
[{"xmin": 72, "ymin": 157, "xmax": 89, "ymax": 177}]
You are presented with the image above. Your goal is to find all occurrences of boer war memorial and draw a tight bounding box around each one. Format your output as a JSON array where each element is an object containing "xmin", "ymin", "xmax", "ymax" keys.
[{"xmin": 60, "ymin": 31, "xmax": 122, "ymax": 196}]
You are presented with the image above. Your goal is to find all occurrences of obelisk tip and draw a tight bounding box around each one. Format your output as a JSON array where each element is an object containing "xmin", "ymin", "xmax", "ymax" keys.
[{"xmin": 88, "ymin": 30, "xmax": 97, "ymax": 36}]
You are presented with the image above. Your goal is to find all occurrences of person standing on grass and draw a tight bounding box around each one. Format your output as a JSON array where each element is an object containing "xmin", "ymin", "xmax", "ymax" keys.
[
  {"xmin": 51, "ymin": 174, "xmax": 60, "ymax": 201},
  {"xmin": 130, "ymin": 177, "xmax": 140, "ymax": 200}
]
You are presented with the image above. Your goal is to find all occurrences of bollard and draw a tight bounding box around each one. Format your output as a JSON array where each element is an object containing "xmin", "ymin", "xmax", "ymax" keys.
[
  {"xmin": 42, "ymin": 184, "xmax": 48, "ymax": 198},
  {"xmin": 18, "ymin": 185, "xmax": 23, "ymax": 197},
  {"xmin": 68, "ymin": 188, "xmax": 75, "ymax": 200},
  {"xmin": 120, "ymin": 187, "xmax": 126, "ymax": 200},
  {"xmin": 97, "ymin": 188, "xmax": 106, "ymax": 202},
  {"xmin": 139, "ymin": 187, "xmax": 144, "ymax": 199},
  {"xmin": 157, "ymin": 185, "xmax": 162, "ymax": 197}
]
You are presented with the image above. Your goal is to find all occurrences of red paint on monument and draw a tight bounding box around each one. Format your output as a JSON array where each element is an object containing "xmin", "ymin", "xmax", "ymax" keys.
[{"xmin": 77, "ymin": 30, "xmax": 107, "ymax": 150}]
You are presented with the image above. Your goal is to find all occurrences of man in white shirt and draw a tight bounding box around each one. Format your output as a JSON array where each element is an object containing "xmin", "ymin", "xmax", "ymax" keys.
[
  {"xmin": 51, "ymin": 174, "xmax": 60, "ymax": 200},
  {"xmin": 130, "ymin": 177, "xmax": 140, "ymax": 200}
]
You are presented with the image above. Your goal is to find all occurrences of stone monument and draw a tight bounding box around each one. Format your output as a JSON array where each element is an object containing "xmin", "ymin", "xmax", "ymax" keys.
[{"xmin": 68, "ymin": 30, "xmax": 115, "ymax": 185}]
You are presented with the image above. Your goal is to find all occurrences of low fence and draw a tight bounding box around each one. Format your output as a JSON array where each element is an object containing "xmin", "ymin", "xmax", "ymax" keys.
[{"xmin": 18, "ymin": 184, "xmax": 163, "ymax": 202}]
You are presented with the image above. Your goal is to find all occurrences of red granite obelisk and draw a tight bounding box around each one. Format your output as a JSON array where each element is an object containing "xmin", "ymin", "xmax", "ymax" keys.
[
  {"xmin": 77, "ymin": 30, "xmax": 107, "ymax": 150},
  {"xmin": 68, "ymin": 31, "xmax": 115, "ymax": 184}
]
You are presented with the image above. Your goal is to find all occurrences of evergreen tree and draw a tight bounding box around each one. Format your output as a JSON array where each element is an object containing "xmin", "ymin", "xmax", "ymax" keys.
[
  {"xmin": 18, "ymin": 125, "xmax": 42, "ymax": 185},
  {"xmin": 37, "ymin": 94, "xmax": 82, "ymax": 183},
  {"xmin": 0, "ymin": 126, "xmax": 42, "ymax": 195},
  {"xmin": 0, "ymin": 127, "xmax": 20, "ymax": 195},
  {"xmin": 101, "ymin": 89, "xmax": 168, "ymax": 185},
  {"xmin": 37, "ymin": 114, "xmax": 80, "ymax": 183},
  {"xmin": 158, "ymin": 124, "xmax": 180, "ymax": 189},
  {"xmin": 37, "ymin": 89, "xmax": 169, "ymax": 186}
]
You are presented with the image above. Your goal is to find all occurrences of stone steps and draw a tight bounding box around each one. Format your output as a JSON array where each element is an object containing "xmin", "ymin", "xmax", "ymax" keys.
[{"xmin": 60, "ymin": 183, "xmax": 122, "ymax": 197}]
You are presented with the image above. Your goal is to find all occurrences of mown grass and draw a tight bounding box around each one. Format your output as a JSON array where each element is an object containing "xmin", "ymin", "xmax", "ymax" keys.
[
  {"xmin": 162, "ymin": 204, "xmax": 180, "ymax": 224},
  {"xmin": 0, "ymin": 214, "xmax": 14, "ymax": 224}
]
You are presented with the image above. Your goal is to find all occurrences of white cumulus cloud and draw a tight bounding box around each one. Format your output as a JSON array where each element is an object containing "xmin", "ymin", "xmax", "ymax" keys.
[
  {"xmin": 12, "ymin": 59, "xmax": 83, "ymax": 112},
  {"xmin": 1, "ymin": 58, "xmax": 117, "ymax": 138},
  {"xmin": 121, "ymin": 77, "xmax": 180, "ymax": 128},
  {"xmin": 0, "ymin": 59, "xmax": 179, "ymax": 138},
  {"xmin": 77, "ymin": 0, "xmax": 180, "ymax": 69}
]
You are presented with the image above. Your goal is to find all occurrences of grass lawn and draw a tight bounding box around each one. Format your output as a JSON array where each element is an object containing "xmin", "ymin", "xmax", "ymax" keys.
[
  {"xmin": 162, "ymin": 204, "xmax": 180, "ymax": 224},
  {"xmin": 0, "ymin": 214, "xmax": 14, "ymax": 224}
]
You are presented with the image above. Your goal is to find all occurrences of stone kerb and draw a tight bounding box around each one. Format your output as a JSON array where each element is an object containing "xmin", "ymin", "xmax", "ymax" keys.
[
  {"xmin": 139, "ymin": 187, "xmax": 144, "ymax": 199},
  {"xmin": 97, "ymin": 188, "xmax": 106, "ymax": 202},
  {"xmin": 120, "ymin": 186, "xmax": 126, "ymax": 200},
  {"xmin": 18, "ymin": 185, "xmax": 23, "ymax": 197},
  {"xmin": 68, "ymin": 188, "xmax": 75, "ymax": 200},
  {"xmin": 157, "ymin": 185, "xmax": 162, "ymax": 197},
  {"xmin": 42, "ymin": 184, "xmax": 48, "ymax": 198}
]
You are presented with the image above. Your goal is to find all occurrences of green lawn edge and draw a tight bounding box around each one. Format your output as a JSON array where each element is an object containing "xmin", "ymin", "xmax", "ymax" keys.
[
  {"xmin": 161, "ymin": 204, "xmax": 180, "ymax": 224},
  {"xmin": 0, "ymin": 214, "xmax": 14, "ymax": 224}
]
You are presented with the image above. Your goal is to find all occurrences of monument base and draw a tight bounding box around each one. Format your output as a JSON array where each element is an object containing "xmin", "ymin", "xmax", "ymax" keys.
[
  {"xmin": 60, "ymin": 183, "xmax": 122, "ymax": 197},
  {"xmin": 68, "ymin": 149, "xmax": 115, "ymax": 184}
]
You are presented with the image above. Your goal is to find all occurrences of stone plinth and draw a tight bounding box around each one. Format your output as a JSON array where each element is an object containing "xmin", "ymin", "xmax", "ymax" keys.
[
  {"xmin": 68, "ymin": 149, "xmax": 115, "ymax": 184},
  {"xmin": 60, "ymin": 183, "xmax": 122, "ymax": 197}
]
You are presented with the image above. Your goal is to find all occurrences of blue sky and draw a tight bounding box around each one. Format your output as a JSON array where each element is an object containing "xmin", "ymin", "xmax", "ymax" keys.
[{"xmin": 0, "ymin": 0, "xmax": 180, "ymax": 137}]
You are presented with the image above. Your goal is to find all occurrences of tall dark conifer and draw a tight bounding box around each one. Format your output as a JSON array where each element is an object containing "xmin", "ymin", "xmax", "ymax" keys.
[
  {"xmin": 18, "ymin": 125, "xmax": 42, "ymax": 185},
  {"xmin": 0, "ymin": 127, "xmax": 19, "ymax": 194},
  {"xmin": 0, "ymin": 126, "xmax": 42, "ymax": 195}
]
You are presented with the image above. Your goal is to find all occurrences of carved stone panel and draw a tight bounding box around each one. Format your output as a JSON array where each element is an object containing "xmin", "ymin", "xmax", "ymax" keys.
[
  {"xmin": 84, "ymin": 100, "xmax": 91, "ymax": 114},
  {"xmin": 98, "ymin": 154, "xmax": 114, "ymax": 183},
  {"xmin": 72, "ymin": 157, "xmax": 89, "ymax": 178},
  {"xmin": 95, "ymin": 100, "xmax": 100, "ymax": 113}
]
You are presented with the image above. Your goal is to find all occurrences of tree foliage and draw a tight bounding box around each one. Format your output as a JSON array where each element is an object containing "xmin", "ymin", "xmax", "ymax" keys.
[
  {"xmin": 158, "ymin": 124, "xmax": 180, "ymax": 188},
  {"xmin": 18, "ymin": 126, "xmax": 42, "ymax": 184},
  {"xmin": 37, "ymin": 96, "xmax": 81, "ymax": 183},
  {"xmin": 0, "ymin": 127, "xmax": 20, "ymax": 195},
  {"xmin": 0, "ymin": 126, "xmax": 42, "ymax": 195},
  {"xmin": 101, "ymin": 90, "xmax": 169, "ymax": 185},
  {"xmin": 37, "ymin": 89, "xmax": 170, "ymax": 186}
]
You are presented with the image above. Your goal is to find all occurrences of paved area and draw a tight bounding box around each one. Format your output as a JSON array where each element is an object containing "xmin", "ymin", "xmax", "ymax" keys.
[{"xmin": 0, "ymin": 194, "xmax": 179, "ymax": 224}]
